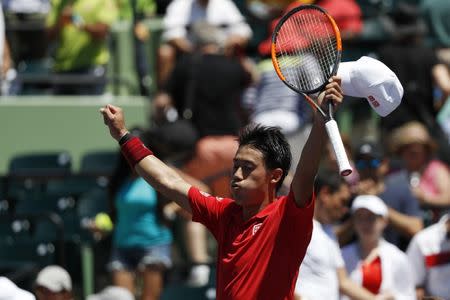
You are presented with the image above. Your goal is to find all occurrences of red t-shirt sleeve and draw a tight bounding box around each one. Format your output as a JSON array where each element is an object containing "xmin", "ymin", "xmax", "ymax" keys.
[
  {"xmin": 284, "ymin": 189, "xmax": 315, "ymax": 217},
  {"xmin": 188, "ymin": 186, "xmax": 232, "ymax": 239}
]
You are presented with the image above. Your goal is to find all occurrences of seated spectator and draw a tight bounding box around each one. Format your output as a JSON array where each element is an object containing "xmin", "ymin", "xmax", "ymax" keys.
[
  {"xmin": 46, "ymin": 0, "xmax": 118, "ymax": 95},
  {"xmin": 339, "ymin": 141, "xmax": 423, "ymax": 250},
  {"xmin": 86, "ymin": 286, "xmax": 134, "ymax": 300},
  {"xmin": 2, "ymin": 0, "xmax": 50, "ymax": 64},
  {"xmin": 295, "ymin": 173, "xmax": 389, "ymax": 300},
  {"xmin": 342, "ymin": 195, "xmax": 415, "ymax": 299},
  {"xmin": 406, "ymin": 212, "xmax": 450, "ymax": 299},
  {"xmin": 0, "ymin": 277, "xmax": 35, "ymax": 300},
  {"xmin": 157, "ymin": 0, "xmax": 252, "ymax": 86},
  {"xmin": 34, "ymin": 265, "xmax": 73, "ymax": 300},
  {"xmin": 390, "ymin": 122, "xmax": 450, "ymax": 223}
]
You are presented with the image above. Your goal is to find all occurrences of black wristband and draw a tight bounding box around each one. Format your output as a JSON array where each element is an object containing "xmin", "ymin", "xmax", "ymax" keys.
[{"xmin": 118, "ymin": 132, "xmax": 133, "ymax": 146}]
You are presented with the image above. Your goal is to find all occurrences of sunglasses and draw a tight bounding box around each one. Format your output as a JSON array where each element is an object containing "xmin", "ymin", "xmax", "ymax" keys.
[{"xmin": 355, "ymin": 159, "xmax": 381, "ymax": 170}]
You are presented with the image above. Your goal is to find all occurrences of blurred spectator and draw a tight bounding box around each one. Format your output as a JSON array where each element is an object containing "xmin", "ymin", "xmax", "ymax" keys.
[
  {"xmin": 295, "ymin": 173, "xmax": 387, "ymax": 300},
  {"xmin": 406, "ymin": 212, "xmax": 450, "ymax": 299},
  {"xmin": 46, "ymin": 0, "xmax": 118, "ymax": 95},
  {"xmin": 377, "ymin": 3, "xmax": 450, "ymax": 164},
  {"xmin": 0, "ymin": 277, "xmax": 35, "ymax": 300},
  {"xmin": 2, "ymin": 0, "xmax": 50, "ymax": 64},
  {"xmin": 104, "ymin": 128, "xmax": 213, "ymax": 296},
  {"xmin": 343, "ymin": 141, "xmax": 423, "ymax": 250},
  {"xmin": 117, "ymin": 0, "xmax": 156, "ymax": 96},
  {"xmin": 390, "ymin": 122, "xmax": 450, "ymax": 224},
  {"xmin": 157, "ymin": 0, "xmax": 252, "ymax": 86},
  {"xmin": 341, "ymin": 195, "xmax": 415, "ymax": 299},
  {"xmin": 34, "ymin": 265, "xmax": 73, "ymax": 300},
  {"xmin": 106, "ymin": 129, "xmax": 173, "ymax": 300},
  {"xmin": 153, "ymin": 22, "xmax": 252, "ymax": 197},
  {"xmin": 242, "ymin": 57, "xmax": 312, "ymax": 177},
  {"xmin": 316, "ymin": 0, "xmax": 363, "ymax": 40},
  {"xmin": 86, "ymin": 286, "xmax": 134, "ymax": 300}
]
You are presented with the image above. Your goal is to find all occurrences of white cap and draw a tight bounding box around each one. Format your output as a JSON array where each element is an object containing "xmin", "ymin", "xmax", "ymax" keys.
[
  {"xmin": 0, "ymin": 277, "xmax": 35, "ymax": 300},
  {"xmin": 338, "ymin": 56, "xmax": 403, "ymax": 117},
  {"xmin": 351, "ymin": 195, "xmax": 388, "ymax": 217},
  {"xmin": 86, "ymin": 286, "xmax": 134, "ymax": 300},
  {"xmin": 35, "ymin": 265, "xmax": 72, "ymax": 292}
]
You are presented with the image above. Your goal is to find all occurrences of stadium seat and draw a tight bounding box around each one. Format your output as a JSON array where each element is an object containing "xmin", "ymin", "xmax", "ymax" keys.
[
  {"xmin": 8, "ymin": 152, "xmax": 72, "ymax": 176},
  {"xmin": 161, "ymin": 284, "xmax": 216, "ymax": 300},
  {"xmin": 80, "ymin": 150, "xmax": 119, "ymax": 176},
  {"xmin": 0, "ymin": 215, "xmax": 63, "ymax": 270}
]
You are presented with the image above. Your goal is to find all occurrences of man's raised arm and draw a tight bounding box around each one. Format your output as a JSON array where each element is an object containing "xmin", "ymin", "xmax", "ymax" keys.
[
  {"xmin": 291, "ymin": 77, "xmax": 344, "ymax": 207},
  {"xmin": 100, "ymin": 104, "xmax": 192, "ymax": 214}
]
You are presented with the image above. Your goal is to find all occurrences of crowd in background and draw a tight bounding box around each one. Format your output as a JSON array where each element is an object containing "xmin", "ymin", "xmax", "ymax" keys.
[{"xmin": 0, "ymin": 0, "xmax": 450, "ymax": 299}]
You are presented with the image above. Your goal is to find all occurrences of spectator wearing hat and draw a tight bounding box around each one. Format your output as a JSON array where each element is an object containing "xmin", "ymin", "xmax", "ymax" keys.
[
  {"xmin": 406, "ymin": 212, "xmax": 450, "ymax": 299},
  {"xmin": 342, "ymin": 195, "xmax": 415, "ymax": 300},
  {"xmin": 390, "ymin": 122, "xmax": 450, "ymax": 216},
  {"xmin": 0, "ymin": 277, "xmax": 35, "ymax": 300},
  {"xmin": 294, "ymin": 173, "xmax": 393, "ymax": 300},
  {"xmin": 87, "ymin": 286, "xmax": 134, "ymax": 300},
  {"xmin": 34, "ymin": 265, "xmax": 73, "ymax": 300},
  {"xmin": 341, "ymin": 141, "xmax": 423, "ymax": 250}
]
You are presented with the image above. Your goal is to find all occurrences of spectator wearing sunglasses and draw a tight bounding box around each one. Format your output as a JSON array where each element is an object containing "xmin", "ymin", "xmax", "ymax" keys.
[{"xmin": 348, "ymin": 141, "xmax": 423, "ymax": 250}]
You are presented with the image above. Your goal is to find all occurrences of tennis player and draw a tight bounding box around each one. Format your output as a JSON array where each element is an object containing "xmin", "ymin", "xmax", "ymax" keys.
[{"xmin": 100, "ymin": 77, "xmax": 343, "ymax": 300}]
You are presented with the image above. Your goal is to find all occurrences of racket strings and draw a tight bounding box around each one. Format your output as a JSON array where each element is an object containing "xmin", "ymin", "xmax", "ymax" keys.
[{"xmin": 275, "ymin": 8, "xmax": 337, "ymax": 93}]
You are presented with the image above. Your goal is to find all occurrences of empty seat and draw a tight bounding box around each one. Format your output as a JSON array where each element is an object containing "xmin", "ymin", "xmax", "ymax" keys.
[
  {"xmin": 80, "ymin": 150, "xmax": 119, "ymax": 176},
  {"xmin": 9, "ymin": 152, "xmax": 72, "ymax": 176}
]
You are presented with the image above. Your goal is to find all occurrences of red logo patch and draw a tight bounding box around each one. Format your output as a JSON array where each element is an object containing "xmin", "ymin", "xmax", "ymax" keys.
[{"xmin": 368, "ymin": 95, "xmax": 380, "ymax": 107}]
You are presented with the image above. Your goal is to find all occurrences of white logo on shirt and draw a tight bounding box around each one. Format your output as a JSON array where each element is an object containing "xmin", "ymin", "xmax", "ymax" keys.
[{"xmin": 253, "ymin": 223, "xmax": 262, "ymax": 235}]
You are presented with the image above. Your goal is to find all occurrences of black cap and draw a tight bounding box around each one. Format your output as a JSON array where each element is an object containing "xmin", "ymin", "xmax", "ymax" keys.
[{"xmin": 355, "ymin": 141, "xmax": 384, "ymax": 160}]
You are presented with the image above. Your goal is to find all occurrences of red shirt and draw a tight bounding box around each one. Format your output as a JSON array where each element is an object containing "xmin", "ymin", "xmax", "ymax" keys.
[{"xmin": 188, "ymin": 187, "xmax": 314, "ymax": 300}]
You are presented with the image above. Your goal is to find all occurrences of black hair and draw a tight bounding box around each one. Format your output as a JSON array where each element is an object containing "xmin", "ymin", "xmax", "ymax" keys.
[
  {"xmin": 238, "ymin": 124, "xmax": 291, "ymax": 191},
  {"xmin": 314, "ymin": 169, "xmax": 348, "ymax": 195}
]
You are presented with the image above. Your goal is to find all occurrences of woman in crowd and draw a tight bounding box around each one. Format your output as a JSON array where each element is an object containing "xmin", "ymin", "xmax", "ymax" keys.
[{"xmin": 341, "ymin": 195, "xmax": 415, "ymax": 300}]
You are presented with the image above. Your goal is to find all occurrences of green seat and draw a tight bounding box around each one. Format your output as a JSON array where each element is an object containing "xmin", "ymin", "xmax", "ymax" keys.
[
  {"xmin": 46, "ymin": 176, "xmax": 102, "ymax": 197},
  {"xmin": 0, "ymin": 215, "xmax": 62, "ymax": 269},
  {"xmin": 161, "ymin": 284, "xmax": 216, "ymax": 300},
  {"xmin": 80, "ymin": 150, "xmax": 119, "ymax": 176},
  {"xmin": 9, "ymin": 152, "xmax": 72, "ymax": 176}
]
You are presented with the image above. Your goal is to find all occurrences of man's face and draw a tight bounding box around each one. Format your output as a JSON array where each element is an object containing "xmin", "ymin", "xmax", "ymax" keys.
[
  {"xmin": 323, "ymin": 184, "xmax": 351, "ymax": 222},
  {"xmin": 231, "ymin": 145, "xmax": 275, "ymax": 206}
]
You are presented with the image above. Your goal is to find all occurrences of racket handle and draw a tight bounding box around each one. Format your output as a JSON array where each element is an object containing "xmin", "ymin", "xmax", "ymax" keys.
[{"xmin": 325, "ymin": 120, "xmax": 353, "ymax": 176}]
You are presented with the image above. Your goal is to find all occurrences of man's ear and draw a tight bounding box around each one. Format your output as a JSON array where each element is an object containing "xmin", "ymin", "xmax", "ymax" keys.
[{"xmin": 270, "ymin": 168, "xmax": 284, "ymax": 185}]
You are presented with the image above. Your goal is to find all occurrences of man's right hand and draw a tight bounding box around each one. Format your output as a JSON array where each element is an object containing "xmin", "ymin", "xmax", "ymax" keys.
[{"xmin": 100, "ymin": 104, "xmax": 129, "ymax": 141}]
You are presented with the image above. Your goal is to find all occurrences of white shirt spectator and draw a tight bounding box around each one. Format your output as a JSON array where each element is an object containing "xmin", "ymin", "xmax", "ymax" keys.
[
  {"xmin": 406, "ymin": 213, "xmax": 450, "ymax": 299},
  {"xmin": 342, "ymin": 240, "xmax": 415, "ymax": 300},
  {"xmin": 162, "ymin": 0, "xmax": 252, "ymax": 43},
  {"xmin": 2, "ymin": 0, "xmax": 50, "ymax": 14},
  {"xmin": 295, "ymin": 220, "xmax": 344, "ymax": 300}
]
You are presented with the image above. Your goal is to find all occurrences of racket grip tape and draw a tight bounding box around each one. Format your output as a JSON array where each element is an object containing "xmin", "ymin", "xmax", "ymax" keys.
[{"xmin": 324, "ymin": 120, "xmax": 353, "ymax": 176}]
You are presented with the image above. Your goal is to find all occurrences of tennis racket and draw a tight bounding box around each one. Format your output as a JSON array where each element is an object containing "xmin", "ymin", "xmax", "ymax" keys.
[{"xmin": 271, "ymin": 4, "xmax": 352, "ymax": 176}]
